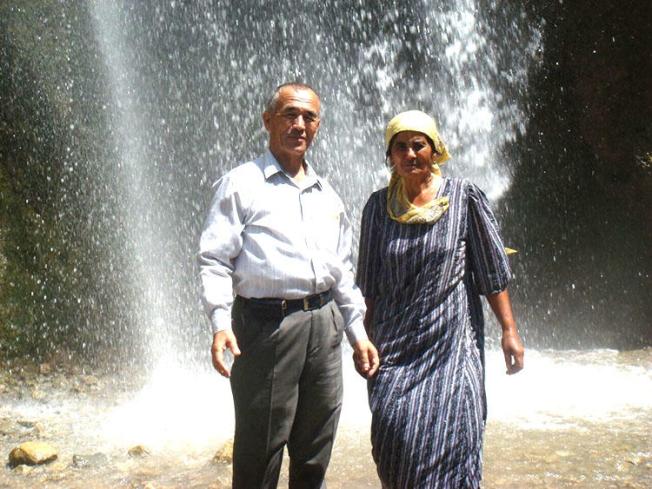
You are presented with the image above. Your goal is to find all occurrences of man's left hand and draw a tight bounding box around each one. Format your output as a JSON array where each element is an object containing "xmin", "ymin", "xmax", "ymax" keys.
[{"xmin": 352, "ymin": 339, "xmax": 380, "ymax": 379}]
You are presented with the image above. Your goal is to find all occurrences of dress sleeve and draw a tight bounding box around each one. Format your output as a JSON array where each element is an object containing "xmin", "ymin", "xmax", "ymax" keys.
[
  {"xmin": 466, "ymin": 182, "xmax": 511, "ymax": 295},
  {"xmin": 356, "ymin": 192, "xmax": 381, "ymax": 299}
]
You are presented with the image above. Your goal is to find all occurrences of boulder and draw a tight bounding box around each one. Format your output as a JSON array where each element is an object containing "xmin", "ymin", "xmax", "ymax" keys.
[{"xmin": 8, "ymin": 441, "xmax": 58, "ymax": 466}]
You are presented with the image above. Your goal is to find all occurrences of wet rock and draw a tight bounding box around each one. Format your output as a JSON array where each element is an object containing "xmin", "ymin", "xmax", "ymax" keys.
[
  {"xmin": 0, "ymin": 417, "xmax": 14, "ymax": 436},
  {"xmin": 212, "ymin": 439, "xmax": 233, "ymax": 464},
  {"xmin": 81, "ymin": 375, "xmax": 99, "ymax": 386},
  {"xmin": 16, "ymin": 419, "xmax": 45, "ymax": 436},
  {"xmin": 8, "ymin": 441, "xmax": 58, "ymax": 466},
  {"xmin": 49, "ymin": 459, "xmax": 69, "ymax": 476},
  {"xmin": 31, "ymin": 388, "xmax": 47, "ymax": 401},
  {"xmin": 15, "ymin": 363, "xmax": 39, "ymax": 380},
  {"xmin": 625, "ymin": 455, "xmax": 642, "ymax": 465},
  {"xmin": 12, "ymin": 464, "xmax": 33, "ymax": 475},
  {"xmin": 128, "ymin": 482, "xmax": 157, "ymax": 489},
  {"xmin": 127, "ymin": 445, "xmax": 150, "ymax": 457},
  {"xmin": 31, "ymin": 422, "xmax": 46, "ymax": 437},
  {"xmin": 617, "ymin": 461, "xmax": 633, "ymax": 472},
  {"xmin": 39, "ymin": 363, "xmax": 53, "ymax": 375},
  {"xmin": 47, "ymin": 472, "xmax": 68, "ymax": 482},
  {"xmin": 72, "ymin": 452, "xmax": 109, "ymax": 468},
  {"xmin": 17, "ymin": 419, "xmax": 37, "ymax": 429},
  {"xmin": 51, "ymin": 375, "xmax": 68, "ymax": 389}
]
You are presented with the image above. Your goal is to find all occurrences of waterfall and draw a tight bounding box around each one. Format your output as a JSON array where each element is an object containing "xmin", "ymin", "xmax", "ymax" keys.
[{"xmin": 83, "ymin": 1, "xmax": 542, "ymax": 364}]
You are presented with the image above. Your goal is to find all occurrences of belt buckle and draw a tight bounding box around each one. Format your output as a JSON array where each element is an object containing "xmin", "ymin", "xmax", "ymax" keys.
[{"xmin": 303, "ymin": 297, "xmax": 310, "ymax": 311}]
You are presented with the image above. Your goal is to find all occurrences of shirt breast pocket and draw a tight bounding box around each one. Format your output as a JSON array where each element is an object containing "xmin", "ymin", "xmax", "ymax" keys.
[{"xmin": 309, "ymin": 205, "xmax": 342, "ymax": 253}]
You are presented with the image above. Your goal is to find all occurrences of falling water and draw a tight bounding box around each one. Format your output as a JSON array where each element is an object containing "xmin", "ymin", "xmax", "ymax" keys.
[
  {"xmin": 89, "ymin": 3, "xmax": 180, "ymax": 367},
  {"xmin": 84, "ymin": 0, "xmax": 543, "ymax": 359},
  {"xmin": 1, "ymin": 1, "xmax": 650, "ymax": 488}
]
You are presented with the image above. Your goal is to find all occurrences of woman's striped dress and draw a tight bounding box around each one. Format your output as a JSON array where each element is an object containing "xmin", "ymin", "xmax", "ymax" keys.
[{"xmin": 357, "ymin": 177, "xmax": 511, "ymax": 489}]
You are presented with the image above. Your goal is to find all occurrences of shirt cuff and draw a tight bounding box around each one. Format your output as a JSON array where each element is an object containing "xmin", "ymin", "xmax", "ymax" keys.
[
  {"xmin": 345, "ymin": 319, "xmax": 369, "ymax": 345},
  {"xmin": 210, "ymin": 308, "xmax": 232, "ymax": 335}
]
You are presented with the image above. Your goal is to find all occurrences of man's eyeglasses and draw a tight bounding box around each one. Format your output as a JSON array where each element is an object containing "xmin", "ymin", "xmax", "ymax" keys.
[{"xmin": 276, "ymin": 109, "xmax": 320, "ymax": 125}]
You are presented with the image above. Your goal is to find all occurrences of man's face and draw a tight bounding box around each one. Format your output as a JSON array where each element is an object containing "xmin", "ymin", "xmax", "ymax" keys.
[{"xmin": 263, "ymin": 87, "xmax": 321, "ymax": 165}]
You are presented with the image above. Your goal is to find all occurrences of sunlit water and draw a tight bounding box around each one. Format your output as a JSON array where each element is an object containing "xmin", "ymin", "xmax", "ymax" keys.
[
  {"xmin": 1, "ymin": 348, "xmax": 650, "ymax": 488},
  {"xmin": 3, "ymin": 2, "xmax": 650, "ymax": 488}
]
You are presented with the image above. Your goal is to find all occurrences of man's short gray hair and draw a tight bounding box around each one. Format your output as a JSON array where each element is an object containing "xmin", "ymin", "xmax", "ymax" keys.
[{"xmin": 265, "ymin": 82, "xmax": 319, "ymax": 113}]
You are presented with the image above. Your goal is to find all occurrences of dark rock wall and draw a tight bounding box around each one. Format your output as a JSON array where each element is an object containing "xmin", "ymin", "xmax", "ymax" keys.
[
  {"xmin": 503, "ymin": 1, "xmax": 651, "ymax": 347},
  {"xmin": 0, "ymin": 3, "xmax": 139, "ymax": 360}
]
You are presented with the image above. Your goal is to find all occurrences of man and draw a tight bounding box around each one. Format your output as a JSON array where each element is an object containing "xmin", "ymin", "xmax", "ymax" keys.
[{"xmin": 199, "ymin": 82, "xmax": 379, "ymax": 489}]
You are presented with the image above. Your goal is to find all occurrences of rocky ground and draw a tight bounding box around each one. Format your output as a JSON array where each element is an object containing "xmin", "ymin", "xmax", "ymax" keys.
[{"xmin": 1, "ymin": 354, "xmax": 651, "ymax": 488}]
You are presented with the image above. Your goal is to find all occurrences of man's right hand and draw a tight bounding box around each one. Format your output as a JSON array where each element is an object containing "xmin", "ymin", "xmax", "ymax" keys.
[{"xmin": 211, "ymin": 329, "xmax": 241, "ymax": 378}]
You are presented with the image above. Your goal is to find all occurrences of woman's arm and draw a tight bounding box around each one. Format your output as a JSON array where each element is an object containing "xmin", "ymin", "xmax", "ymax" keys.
[{"xmin": 486, "ymin": 289, "xmax": 524, "ymax": 375}]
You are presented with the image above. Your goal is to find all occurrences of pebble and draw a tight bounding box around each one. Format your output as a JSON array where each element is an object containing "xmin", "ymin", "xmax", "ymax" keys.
[
  {"xmin": 31, "ymin": 389, "xmax": 47, "ymax": 401},
  {"xmin": 212, "ymin": 439, "xmax": 234, "ymax": 464},
  {"xmin": 12, "ymin": 464, "xmax": 33, "ymax": 475},
  {"xmin": 39, "ymin": 363, "xmax": 52, "ymax": 375},
  {"xmin": 128, "ymin": 445, "xmax": 151, "ymax": 457},
  {"xmin": 72, "ymin": 452, "xmax": 109, "ymax": 468}
]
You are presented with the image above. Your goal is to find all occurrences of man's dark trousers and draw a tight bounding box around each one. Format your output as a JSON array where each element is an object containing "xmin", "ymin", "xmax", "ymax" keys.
[{"xmin": 230, "ymin": 296, "xmax": 344, "ymax": 489}]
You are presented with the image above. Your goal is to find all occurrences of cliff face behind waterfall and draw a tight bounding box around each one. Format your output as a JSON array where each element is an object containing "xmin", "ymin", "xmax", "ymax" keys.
[
  {"xmin": 502, "ymin": 2, "xmax": 651, "ymax": 348},
  {"xmin": 0, "ymin": 1, "xmax": 650, "ymax": 364}
]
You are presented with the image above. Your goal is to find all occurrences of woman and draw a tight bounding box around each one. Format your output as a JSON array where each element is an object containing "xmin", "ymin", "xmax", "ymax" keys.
[{"xmin": 355, "ymin": 110, "xmax": 524, "ymax": 488}]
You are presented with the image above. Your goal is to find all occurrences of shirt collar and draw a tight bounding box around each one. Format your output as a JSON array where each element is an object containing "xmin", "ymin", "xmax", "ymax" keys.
[{"xmin": 261, "ymin": 149, "xmax": 323, "ymax": 189}]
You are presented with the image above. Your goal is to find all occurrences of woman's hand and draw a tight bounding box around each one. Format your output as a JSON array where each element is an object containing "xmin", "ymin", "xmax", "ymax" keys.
[
  {"xmin": 487, "ymin": 289, "xmax": 524, "ymax": 375},
  {"xmin": 501, "ymin": 330, "xmax": 524, "ymax": 375},
  {"xmin": 352, "ymin": 339, "xmax": 380, "ymax": 379}
]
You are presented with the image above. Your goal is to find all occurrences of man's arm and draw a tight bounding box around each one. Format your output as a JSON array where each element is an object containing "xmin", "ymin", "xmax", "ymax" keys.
[
  {"xmin": 331, "ymin": 212, "xmax": 379, "ymax": 378},
  {"xmin": 198, "ymin": 175, "xmax": 245, "ymax": 377}
]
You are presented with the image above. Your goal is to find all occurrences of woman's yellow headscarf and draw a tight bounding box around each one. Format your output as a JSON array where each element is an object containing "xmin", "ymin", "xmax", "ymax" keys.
[
  {"xmin": 385, "ymin": 110, "xmax": 450, "ymax": 164},
  {"xmin": 385, "ymin": 110, "xmax": 451, "ymax": 224}
]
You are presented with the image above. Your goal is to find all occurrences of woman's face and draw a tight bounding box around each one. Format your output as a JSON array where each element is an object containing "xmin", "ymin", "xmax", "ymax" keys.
[{"xmin": 389, "ymin": 131, "xmax": 435, "ymax": 180}]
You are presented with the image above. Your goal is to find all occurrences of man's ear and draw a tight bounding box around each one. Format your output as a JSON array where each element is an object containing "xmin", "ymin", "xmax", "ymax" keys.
[{"xmin": 262, "ymin": 111, "xmax": 271, "ymax": 131}]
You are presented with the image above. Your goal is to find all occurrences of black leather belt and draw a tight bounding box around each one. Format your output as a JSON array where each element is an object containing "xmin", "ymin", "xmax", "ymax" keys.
[{"xmin": 238, "ymin": 290, "xmax": 332, "ymax": 317}]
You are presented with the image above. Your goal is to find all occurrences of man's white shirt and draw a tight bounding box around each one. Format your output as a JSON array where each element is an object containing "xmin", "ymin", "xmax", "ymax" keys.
[{"xmin": 199, "ymin": 149, "xmax": 367, "ymax": 344}]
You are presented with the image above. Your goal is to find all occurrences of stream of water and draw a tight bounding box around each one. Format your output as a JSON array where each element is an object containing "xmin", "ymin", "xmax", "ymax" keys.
[{"xmin": 1, "ymin": 347, "xmax": 650, "ymax": 488}]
